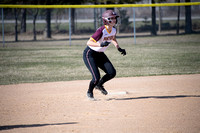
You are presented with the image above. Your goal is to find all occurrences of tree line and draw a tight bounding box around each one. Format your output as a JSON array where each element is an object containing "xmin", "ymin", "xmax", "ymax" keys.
[{"xmin": 0, "ymin": 0, "xmax": 193, "ymax": 41}]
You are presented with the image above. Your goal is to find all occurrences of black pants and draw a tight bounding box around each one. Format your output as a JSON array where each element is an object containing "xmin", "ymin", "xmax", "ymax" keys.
[{"xmin": 83, "ymin": 46, "xmax": 116, "ymax": 93}]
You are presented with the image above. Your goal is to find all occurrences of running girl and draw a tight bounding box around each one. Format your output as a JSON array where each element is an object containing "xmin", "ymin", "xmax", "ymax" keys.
[{"xmin": 83, "ymin": 10, "xmax": 126, "ymax": 100}]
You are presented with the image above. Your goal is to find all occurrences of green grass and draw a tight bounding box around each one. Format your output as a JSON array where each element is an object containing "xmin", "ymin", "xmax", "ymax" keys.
[{"xmin": 0, "ymin": 34, "xmax": 200, "ymax": 85}]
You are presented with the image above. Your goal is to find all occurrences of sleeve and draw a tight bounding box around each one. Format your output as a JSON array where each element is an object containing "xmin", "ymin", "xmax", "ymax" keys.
[{"xmin": 91, "ymin": 26, "xmax": 104, "ymax": 42}]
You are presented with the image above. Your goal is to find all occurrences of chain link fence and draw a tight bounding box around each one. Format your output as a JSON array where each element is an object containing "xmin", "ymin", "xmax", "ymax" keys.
[{"xmin": 0, "ymin": 3, "xmax": 200, "ymax": 42}]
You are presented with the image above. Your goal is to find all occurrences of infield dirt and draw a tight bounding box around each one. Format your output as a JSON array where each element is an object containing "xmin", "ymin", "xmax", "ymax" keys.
[{"xmin": 0, "ymin": 74, "xmax": 200, "ymax": 133}]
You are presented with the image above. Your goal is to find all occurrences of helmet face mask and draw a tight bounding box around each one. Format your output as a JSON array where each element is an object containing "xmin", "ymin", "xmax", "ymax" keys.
[
  {"xmin": 104, "ymin": 17, "xmax": 116, "ymax": 24},
  {"xmin": 102, "ymin": 10, "xmax": 119, "ymax": 26}
]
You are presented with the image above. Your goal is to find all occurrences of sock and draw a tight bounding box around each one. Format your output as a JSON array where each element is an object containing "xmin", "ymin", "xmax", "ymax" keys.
[{"xmin": 88, "ymin": 81, "xmax": 96, "ymax": 93}]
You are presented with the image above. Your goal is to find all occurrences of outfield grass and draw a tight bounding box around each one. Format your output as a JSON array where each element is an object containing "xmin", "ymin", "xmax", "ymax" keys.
[{"xmin": 0, "ymin": 34, "xmax": 200, "ymax": 85}]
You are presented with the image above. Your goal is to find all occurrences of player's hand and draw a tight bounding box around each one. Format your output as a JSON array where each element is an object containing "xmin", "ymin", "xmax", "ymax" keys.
[
  {"xmin": 118, "ymin": 48, "xmax": 126, "ymax": 56},
  {"xmin": 100, "ymin": 41, "xmax": 110, "ymax": 47}
]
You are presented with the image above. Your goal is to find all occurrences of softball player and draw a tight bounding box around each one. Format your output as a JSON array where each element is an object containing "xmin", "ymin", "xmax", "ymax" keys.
[{"xmin": 83, "ymin": 10, "xmax": 126, "ymax": 100}]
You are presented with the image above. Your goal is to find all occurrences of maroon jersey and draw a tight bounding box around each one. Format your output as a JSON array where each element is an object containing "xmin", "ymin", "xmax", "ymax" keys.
[{"xmin": 89, "ymin": 25, "xmax": 116, "ymax": 52}]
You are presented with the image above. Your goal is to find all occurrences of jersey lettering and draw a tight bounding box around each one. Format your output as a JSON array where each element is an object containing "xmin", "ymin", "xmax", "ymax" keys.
[{"xmin": 104, "ymin": 36, "xmax": 114, "ymax": 41}]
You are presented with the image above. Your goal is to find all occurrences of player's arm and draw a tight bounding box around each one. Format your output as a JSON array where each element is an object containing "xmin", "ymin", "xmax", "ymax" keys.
[
  {"xmin": 112, "ymin": 36, "xmax": 120, "ymax": 49},
  {"xmin": 112, "ymin": 36, "xmax": 126, "ymax": 56},
  {"xmin": 87, "ymin": 38, "xmax": 100, "ymax": 47},
  {"xmin": 87, "ymin": 37, "xmax": 110, "ymax": 47}
]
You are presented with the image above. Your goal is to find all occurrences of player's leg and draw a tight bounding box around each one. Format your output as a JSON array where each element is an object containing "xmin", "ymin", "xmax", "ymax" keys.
[
  {"xmin": 98, "ymin": 61, "xmax": 116, "ymax": 86},
  {"xmin": 96, "ymin": 53, "xmax": 116, "ymax": 95},
  {"xmin": 83, "ymin": 47, "xmax": 100, "ymax": 99}
]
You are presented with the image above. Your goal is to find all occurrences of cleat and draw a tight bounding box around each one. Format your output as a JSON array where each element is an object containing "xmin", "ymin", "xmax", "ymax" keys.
[
  {"xmin": 87, "ymin": 92, "xmax": 95, "ymax": 100},
  {"xmin": 95, "ymin": 85, "xmax": 108, "ymax": 95}
]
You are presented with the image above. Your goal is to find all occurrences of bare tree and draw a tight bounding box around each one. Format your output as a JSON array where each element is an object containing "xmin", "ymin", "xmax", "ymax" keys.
[
  {"xmin": 158, "ymin": 6, "xmax": 162, "ymax": 33},
  {"xmin": 45, "ymin": 9, "xmax": 51, "ymax": 38},
  {"xmin": 20, "ymin": 8, "xmax": 26, "ymax": 33},
  {"xmin": 151, "ymin": 0, "xmax": 157, "ymax": 35},
  {"xmin": 185, "ymin": 0, "xmax": 192, "ymax": 34},
  {"xmin": 54, "ymin": 9, "xmax": 65, "ymax": 32},
  {"xmin": 176, "ymin": 0, "xmax": 180, "ymax": 34},
  {"xmin": 33, "ymin": 9, "xmax": 39, "ymax": 40},
  {"xmin": 14, "ymin": 8, "xmax": 20, "ymax": 42}
]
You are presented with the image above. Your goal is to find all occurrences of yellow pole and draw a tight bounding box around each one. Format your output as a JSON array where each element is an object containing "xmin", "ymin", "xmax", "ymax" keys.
[{"xmin": 0, "ymin": 2, "xmax": 200, "ymax": 9}]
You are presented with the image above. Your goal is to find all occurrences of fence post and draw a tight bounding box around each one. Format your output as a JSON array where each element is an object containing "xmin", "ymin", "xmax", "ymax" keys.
[
  {"xmin": 133, "ymin": 7, "xmax": 136, "ymax": 45},
  {"xmin": 2, "ymin": 8, "xmax": 5, "ymax": 47}
]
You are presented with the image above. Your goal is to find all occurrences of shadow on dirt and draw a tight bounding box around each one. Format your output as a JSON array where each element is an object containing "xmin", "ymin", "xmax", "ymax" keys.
[
  {"xmin": 0, "ymin": 122, "xmax": 78, "ymax": 131},
  {"xmin": 107, "ymin": 95, "xmax": 200, "ymax": 101}
]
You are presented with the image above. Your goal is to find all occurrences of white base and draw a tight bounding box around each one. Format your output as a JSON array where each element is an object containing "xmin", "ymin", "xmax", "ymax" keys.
[{"xmin": 108, "ymin": 91, "xmax": 128, "ymax": 95}]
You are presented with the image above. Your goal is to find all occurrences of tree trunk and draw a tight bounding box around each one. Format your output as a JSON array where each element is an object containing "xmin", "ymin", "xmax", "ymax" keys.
[
  {"xmin": 71, "ymin": 8, "xmax": 75, "ymax": 34},
  {"xmin": 14, "ymin": 9, "xmax": 18, "ymax": 42},
  {"xmin": 185, "ymin": 0, "xmax": 192, "ymax": 34},
  {"xmin": 151, "ymin": 0, "xmax": 157, "ymax": 36},
  {"xmin": 46, "ymin": 9, "xmax": 51, "ymax": 38},
  {"xmin": 106, "ymin": 1, "xmax": 114, "ymax": 10},
  {"xmin": 158, "ymin": 7, "xmax": 162, "ymax": 33},
  {"xmin": 21, "ymin": 8, "xmax": 26, "ymax": 33},
  {"xmin": 33, "ymin": 9, "xmax": 38, "ymax": 41},
  {"xmin": 55, "ymin": 10, "xmax": 59, "ymax": 31},
  {"xmin": 176, "ymin": 0, "xmax": 180, "ymax": 35}
]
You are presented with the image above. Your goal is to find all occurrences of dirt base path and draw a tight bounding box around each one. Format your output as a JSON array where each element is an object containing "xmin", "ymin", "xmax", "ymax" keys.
[{"xmin": 0, "ymin": 74, "xmax": 200, "ymax": 133}]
